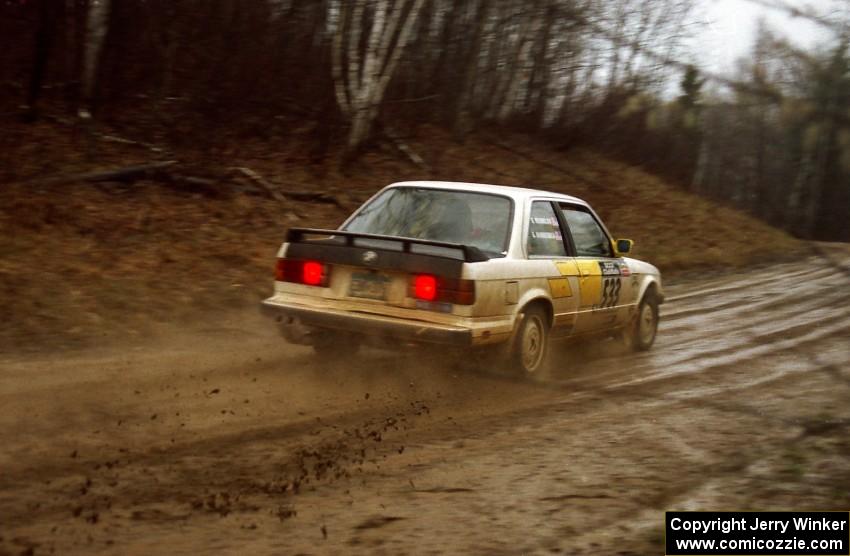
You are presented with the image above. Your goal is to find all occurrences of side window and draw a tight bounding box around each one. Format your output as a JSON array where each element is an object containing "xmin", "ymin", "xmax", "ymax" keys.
[
  {"xmin": 561, "ymin": 206, "xmax": 613, "ymax": 257},
  {"xmin": 527, "ymin": 201, "xmax": 567, "ymax": 257}
]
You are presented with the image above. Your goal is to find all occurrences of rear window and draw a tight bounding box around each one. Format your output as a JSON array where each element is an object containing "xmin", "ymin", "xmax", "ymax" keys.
[{"xmin": 343, "ymin": 187, "xmax": 512, "ymax": 257}]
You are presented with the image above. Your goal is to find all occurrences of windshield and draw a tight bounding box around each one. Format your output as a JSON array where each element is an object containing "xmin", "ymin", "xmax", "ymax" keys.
[{"xmin": 343, "ymin": 187, "xmax": 512, "ymax": 257}]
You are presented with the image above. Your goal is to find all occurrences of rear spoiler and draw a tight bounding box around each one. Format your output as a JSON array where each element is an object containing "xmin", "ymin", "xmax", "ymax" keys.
[
  {"xmin": 284, "ymin": 227, "xmax": 490, "ymax": 278},
  {"xmin": 286, "ymin": 228, "xmax": 490, "ymax": 263}
]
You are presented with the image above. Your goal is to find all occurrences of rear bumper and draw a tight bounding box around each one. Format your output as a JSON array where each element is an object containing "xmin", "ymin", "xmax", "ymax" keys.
[{"xmin": 261, "ymin": 299, "xmax": 474, "ymax": 346}]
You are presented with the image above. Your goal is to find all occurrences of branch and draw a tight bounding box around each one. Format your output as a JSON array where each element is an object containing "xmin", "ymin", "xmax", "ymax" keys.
[
  {"xmin": 98, "ymin": 134, "xmax": 166, "ymax": 154},
  {"xmin": 230, "ymin": 166, "xmax": 288, "ymax": 202},
  {"xmin": 381, "ymin": 127, "xmax": 429, "ymax": 170},
  {"xmin": 229, "ymin": 167, "xmax": 344, "ymax": 207}
]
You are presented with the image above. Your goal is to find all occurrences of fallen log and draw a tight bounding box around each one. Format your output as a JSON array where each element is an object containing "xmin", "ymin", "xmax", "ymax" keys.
[
  {"xmin": 23, "ymin": 161, "xmax": 344, "ymax": 209},
  {"xmin": 281, "ymin": 190, "xmax": 344, "ymax": 206},
  {"xmin": 36, "ymin": 160, "xmax": 179, "ymax": 185}
]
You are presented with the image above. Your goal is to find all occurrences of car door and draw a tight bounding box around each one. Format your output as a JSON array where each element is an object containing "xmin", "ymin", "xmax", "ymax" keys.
[
  {"xmin": 525, "ymin": 200, "xmax": 580, "ymax": 338},
  {"xmin": 558, "ymin": 203, "xmax": 631, "ymax": 333}
]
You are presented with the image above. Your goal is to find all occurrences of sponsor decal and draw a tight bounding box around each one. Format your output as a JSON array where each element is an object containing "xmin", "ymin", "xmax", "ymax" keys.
[
  {"xmin": 530, "ymin": 231, "xmax": 562, "ymax": 240},
  {"xmin": 599, "ymin": 260, "xmax": 622, "ymax": 276},
  {"xmin": 531, "ymin": 216, "xmax": 559, "ymax": 225}
]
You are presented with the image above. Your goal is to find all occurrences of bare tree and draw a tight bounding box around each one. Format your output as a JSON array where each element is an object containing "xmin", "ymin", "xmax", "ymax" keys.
[
  {"xmin": 79, "ymin": 0, "xmax": 111, "ymax": 118},
  {"xmin": 331, "ymin": 0, "xmax": 427, "ymax": 157}
]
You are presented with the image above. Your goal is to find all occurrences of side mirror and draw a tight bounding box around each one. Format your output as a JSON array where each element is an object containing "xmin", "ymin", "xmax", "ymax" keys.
[{"xmin": 615, "ymin": 239, "xmax": 634, "ymax": 256}]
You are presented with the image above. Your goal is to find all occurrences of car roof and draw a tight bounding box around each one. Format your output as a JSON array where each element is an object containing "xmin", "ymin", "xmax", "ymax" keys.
[{"xmin": 387, "ymin": 181, "xmax": 589, "ymax": 206}]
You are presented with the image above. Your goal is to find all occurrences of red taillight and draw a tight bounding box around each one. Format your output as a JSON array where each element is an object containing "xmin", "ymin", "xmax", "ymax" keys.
[
  {"xmin": 275, "ymin": 258, "xmax": 329, "ymax": 287},
  {"xmin": 275, "ymin": 258, "xmax": 287, "ymax": 282},
  {"xmin": 302, "ymin": 260, "xmax": 324, "ymax": 286},
  {"xmin": 411, "ymin": 275, "xmax": 475, "ymax": 305},
  {"xmin": 414, "ymin": 274, "xmax": 438, "ymax": 301}
]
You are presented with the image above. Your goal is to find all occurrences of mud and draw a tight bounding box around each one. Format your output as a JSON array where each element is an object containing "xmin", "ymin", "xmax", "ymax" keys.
[{"xmin": 2, "ymin": 252, "xmax": 849, "ymax": 555}]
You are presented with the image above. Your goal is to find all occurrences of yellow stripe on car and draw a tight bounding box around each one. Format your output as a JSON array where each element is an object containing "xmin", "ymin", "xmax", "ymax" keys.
[
  {"xmin": 555, "ymin": 260, "xmax": 580, "ymax": 276},
  {"xmin": 576, "ymin": 260, "xmax": 602, "ymax": 307}
]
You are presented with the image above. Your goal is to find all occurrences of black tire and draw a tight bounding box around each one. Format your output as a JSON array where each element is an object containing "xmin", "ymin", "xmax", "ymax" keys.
[
  {"xmin": 627, "ymin": 291, "xmax": 659, "ymax": 351},
  {"xmin": 311, "ymin": 330, "xmax": 360, "ymax": 360},
  {"xmin": 511, "ymin": 306, "xmax": 550, "ymax": 376}
]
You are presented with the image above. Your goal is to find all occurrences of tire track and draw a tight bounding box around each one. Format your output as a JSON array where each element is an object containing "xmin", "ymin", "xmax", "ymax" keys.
[
  {"xmin": 664, "ymin": 260, "xmax": 834, "ymax": 303},
  {"xmin": 663, "ymin": 266, "xmax": 842, "ymax": 322},
  {"xmin": 559, "ymin": 255, "xmax": 850, "ymax": 390},
  {"xmin": 657, "ymin": 299, "xmax": 850, "ymax": 363},
  {"xmin": 662, "ymin": 287, "xmax": 846, "ymax": 338}
]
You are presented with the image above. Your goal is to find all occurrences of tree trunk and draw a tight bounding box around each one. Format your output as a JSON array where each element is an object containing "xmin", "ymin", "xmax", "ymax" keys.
[
  {"xmin": 25, "ymin": 0, "xmax": 60, "ymax": 121},
  {"xmin": 79, "ymin": 0, "xmax": 111, "ymax": 117},
  {"xmin": 332, "ymin": 0, "xmax": 427, "ymax": 160},
  {"xmin": 451, "ymin": 0, "xmax": 490, "ymax": 139}
]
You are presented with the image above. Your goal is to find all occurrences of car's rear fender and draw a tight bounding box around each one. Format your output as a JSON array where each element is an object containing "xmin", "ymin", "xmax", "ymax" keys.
[
  {"xmin": 513, "ymin": 291, "xmax": 554, "ymax": 327},
  {"xmin": 502, "ymin": 293, "xmax": 553, "ymax": 354}
]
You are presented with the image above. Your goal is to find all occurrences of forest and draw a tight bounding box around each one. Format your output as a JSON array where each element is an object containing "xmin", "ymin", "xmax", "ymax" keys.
[{"xmin": 2, "ymin": 0, "xmax": 848, "ymax": 241}]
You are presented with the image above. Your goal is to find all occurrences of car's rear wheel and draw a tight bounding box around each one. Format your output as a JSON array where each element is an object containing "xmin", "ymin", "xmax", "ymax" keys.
[
  {"xmin": 626, "ymin": 291, "xmax": 659, "ymax": 351},
  {"xmin": 512, "ymin": 306, "xmax": 550, "ymax": 376}
]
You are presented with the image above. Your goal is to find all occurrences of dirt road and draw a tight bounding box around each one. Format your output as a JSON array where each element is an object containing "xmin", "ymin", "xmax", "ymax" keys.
[{"xmin": 2, "ymin": 252, "xmax": 850, "ymax": 555}]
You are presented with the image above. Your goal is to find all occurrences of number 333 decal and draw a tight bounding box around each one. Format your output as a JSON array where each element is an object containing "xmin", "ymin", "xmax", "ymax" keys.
[{"xmin": 596, "ymin": 277, "xmax": 620, "ymax": 309}]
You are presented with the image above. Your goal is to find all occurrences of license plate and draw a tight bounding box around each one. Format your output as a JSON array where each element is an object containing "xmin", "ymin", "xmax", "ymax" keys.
[{"xmin": 348, "ymin": 272, "xmax": 390, "ymax": 300}]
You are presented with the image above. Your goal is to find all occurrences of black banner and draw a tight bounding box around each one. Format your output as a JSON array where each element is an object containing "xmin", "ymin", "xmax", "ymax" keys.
[{"xmin": 666, "ymin": 512, "xmax": 849, "ymax": 555}]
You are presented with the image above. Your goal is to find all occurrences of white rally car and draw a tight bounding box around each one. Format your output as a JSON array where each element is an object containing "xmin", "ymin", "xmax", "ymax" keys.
[{"xmin": 262, "ymin": 181, "xmax": 663, "ymax": 375}]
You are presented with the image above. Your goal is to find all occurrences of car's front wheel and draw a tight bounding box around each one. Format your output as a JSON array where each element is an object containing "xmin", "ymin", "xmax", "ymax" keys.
[
  {"xmin": 512, "ymin": 306, "xmax": 550, "ymax": 376},
  {"xmin": 626, "ymin": 291, "xmax": 659, "ymax": 351}
]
